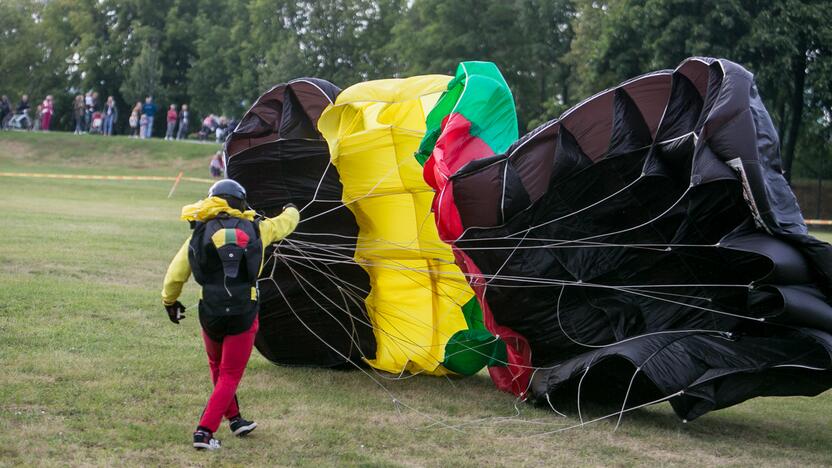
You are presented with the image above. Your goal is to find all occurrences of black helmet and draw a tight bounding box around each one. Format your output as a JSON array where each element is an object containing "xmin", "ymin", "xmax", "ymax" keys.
[{"xmin": 208, "ymin": 179, "xmax": 247, "ymax": 211}]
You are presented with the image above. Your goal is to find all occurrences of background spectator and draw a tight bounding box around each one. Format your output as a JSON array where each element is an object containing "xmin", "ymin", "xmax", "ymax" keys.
[
  {"xmin": 199, "ymin": 113, "xmax": 216, "ymax": 141},
  {"xmin": 128, "ymin": 110, "xmax": 138, "ymax": 138},
  {"xmin": 176, "ymin": 104, "xmax": 189, "ymax": 140},
  {"xmin": 12, "ymin": 95, "xmax": 31, "ymax": 130},
  {"xmin": 40, "ymin": 95, "xmax": 53, "ymax": 131},
  {"xmin": 103, "ymin": 96, "xmax": 117, "ymax": 136},
  {"xmin": 33, "ymin": 104, "xmax": 42, "ymax": 131},
  {"xmin": 104, "ymin": 96, "xmax": 118, "ymax": 136},
  {"xmin": 73, "ymin": 95, "xmax": 85, "ymax": 134},
  {"xmin": 209, "ymin": 150, "xmax": 225, "ymax": 178},
  {"xmin": 0, "ymin": 96, "xmax": 10, "ymax": 129},
  {"xmin": 165, "ymin": 104, "xmax": 177, "ymax": 140},
  {"xmin": 215, "ymin": 116, "xmax": 228, "ymax": 143},
  {"xmin": 84, "ymin": 92, "xmax": 94, "ymax": 131},
  {"xmin": 142, "ymin": 96, "xmax": 156, "ymax": 138},
  {"xmin": 139, "ymin": 112, "xmax": 148, "ymax": 138},
  {"xmin": 130, "ymin": 102, "xmax": 141, "ymax": 138},
  {"xmin": 89, "ymin": 109, "xmax": 104, "ymax": 134}
]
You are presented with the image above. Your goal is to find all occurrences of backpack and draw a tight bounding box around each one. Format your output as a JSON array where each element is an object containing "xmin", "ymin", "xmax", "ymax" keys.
[{"xmin": 188, "ymin": 214, "xmax": 263, "ymax": 317}]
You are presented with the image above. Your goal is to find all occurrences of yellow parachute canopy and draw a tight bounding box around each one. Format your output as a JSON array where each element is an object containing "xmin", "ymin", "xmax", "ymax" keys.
[{"xmin": 318, "ymin": 75, "xmax": 480, "ymax": 376}]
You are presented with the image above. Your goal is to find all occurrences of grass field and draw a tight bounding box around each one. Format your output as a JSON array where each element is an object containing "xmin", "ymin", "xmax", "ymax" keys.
[{"xmin": 1, "ymin": 131, "xmax": 831, "ymax": 466}]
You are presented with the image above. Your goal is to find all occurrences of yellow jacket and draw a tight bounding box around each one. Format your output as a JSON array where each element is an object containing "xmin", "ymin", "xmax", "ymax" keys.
[{"xmin": 161, "ymin": 196, "xmax": 300, "ymax": 305}]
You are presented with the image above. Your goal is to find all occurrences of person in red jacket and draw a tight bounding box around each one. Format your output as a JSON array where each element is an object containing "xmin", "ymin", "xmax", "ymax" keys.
[
  {"xmin": 165, "ymin": 104, "xmax": 178, "ymax": 140},
  {"xmin": 40, "ymin": 95, "xmax": 53, "ymax": 131},
  {"xmin": 162, "ymin": 179, "xmax": 300, "ymax": 450}
]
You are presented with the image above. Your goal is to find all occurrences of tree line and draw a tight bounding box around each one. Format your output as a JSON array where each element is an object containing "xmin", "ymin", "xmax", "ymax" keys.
[{"xmin": 1, "ymin": 0, "xmax": 830, "ymax": 180}]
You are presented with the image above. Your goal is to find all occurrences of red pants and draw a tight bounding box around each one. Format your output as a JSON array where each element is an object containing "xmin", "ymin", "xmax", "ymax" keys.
[
  {"xmin": 199, "ymin": 316, "xmax": 258, "ymax": 432},
  {"xmin": 41, "ymin": 113, "xmax": 52, "ymax": 131}
]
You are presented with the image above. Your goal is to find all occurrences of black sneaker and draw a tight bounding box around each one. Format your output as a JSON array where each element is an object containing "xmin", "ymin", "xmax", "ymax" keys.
[
  {"xmin": 193, "ymin": 430, "xmax": 221, "ymax": 450},
  {"xmin": 229, "ymin": 417, "xmax": 257, "ymax": 437}
]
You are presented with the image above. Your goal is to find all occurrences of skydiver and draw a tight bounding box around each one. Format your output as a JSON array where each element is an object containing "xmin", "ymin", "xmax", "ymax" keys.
[{"xmin": 161, "ymin": 179, "xmax": 299, "ymax": 450}]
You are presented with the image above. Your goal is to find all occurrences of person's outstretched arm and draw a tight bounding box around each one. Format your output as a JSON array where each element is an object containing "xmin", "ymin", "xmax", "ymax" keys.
[
  {"xmin": 259, "ymin": 205, "xmax": 300, "ymax": 245},
  {"xmin": 161, "ymin": 236, "xmax": 192, "ymax": 306}
]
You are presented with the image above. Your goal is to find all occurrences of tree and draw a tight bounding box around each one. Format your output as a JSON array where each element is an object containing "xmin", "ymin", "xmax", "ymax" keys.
[
  {"xmin": 568, "ymin": 0, "xmax": 832, "ymax": 183},
  {"xmin": 740, "ymin": 0, "xmax": 832, "ymax": 181},
  {"xmin": 120, "ymin": 40, "xmax": 164, "ymax": 105}
]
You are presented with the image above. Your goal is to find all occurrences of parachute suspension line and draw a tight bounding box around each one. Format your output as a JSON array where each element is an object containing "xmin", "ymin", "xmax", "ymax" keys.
[
  {"xmin": 553, "ymin": 285, "xmax": 738, "ymax": 351},
  {"xmin": 266, "ymin": 262, "xmax": 464, "ymax": 432},
  {"xmin": 274, "ymin": 238, "xmax": 764, "ymax": 370},
  {"xmin": 288, "ymin": 231, "xmax": 735, "ymax": 259},
  {"xmin": 506, "ymin": 174, "xmax": 646, "ymax": 240},
  {"xmin": 276, "ymin": 253, "xmax": 448, "ymax": 368},
  {"xmin": 299, "ymin": 160, "xmax": 333, "ymax": 214},
  {"xmin": 277, "ymin": 244, "xmax": 560, "ymax": 371},
  {"xmin": 612, "ymin": 333, "xmax": 695, "ymax": 432},
  {"xmin": 545, "ymin": 393, "xmax": 568, "ymax": 419},
  {"xmin": 280, "ymin": 254, "xmax": 757, "ymax": 324},
  {"xmin": 575, "ymin": 353, "xmax": 597, "ymax": 426},
  {"xmin": 277, "ymin": 250, "xmax": 472, "ymax": 372},
  {"xmin": 275, "ymin": 249, "xmax": 753, "ymax": 295},
  {"xmin": 266, "ymin": 151, "xmax": 761, "ymax": 430},
  {"xmin": 277, "ymin": 255, "xmax": 375, "ymax": 360},
  {"xmin": 614, "ymin": 368, "xmax": 642, "ymax": 433},
  {"xmin": 278, "ymin": 242, "xmax": 766, "ymax": 348},
  {"xmin": 270, "ymin": 242, "xmax": 574, "ymax": 431},
  {"xmin": 279, "ymin": 252, "xmax": 516, "ymax": 372},
  {"xmin": 482, "ymin": 229, "xmax": 531, "ymax": 287},
  {"xmin": 527, "ymin": 390, "xmax": 686, "ymax": 438},
  {"xmin": 280, "ymin": 252, "xmax": 458, "ymax": 347},
  {"xmin": 283, "ymin": 237, "xmax": 476, "ymax": 300},
  {"xmin": 277, "ymin": 259, "xmax": 579, "ymax": 432},
  {"xmin": 463, "ymin": 128, "xmax": 702, "ymax": 242},
  {"xmin": 507, "ymin": 184, "xmax": 693, "ymax": 251},
  {"xmin": 283, "ymin": 236, "xmax": 478, "ymax": 322},
  {"xmin": 298, "ymin": 155, "xmax": 415, "ymax": 225}
]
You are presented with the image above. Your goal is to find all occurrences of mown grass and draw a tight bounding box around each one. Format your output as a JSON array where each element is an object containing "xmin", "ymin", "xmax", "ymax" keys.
[
  {"xmin": 1, "ymin": 132, "xmax": 831, "ymax": 466},
  {"xmin": 0, "ymin": 131, "xmax": 218, "ymax": 177}
]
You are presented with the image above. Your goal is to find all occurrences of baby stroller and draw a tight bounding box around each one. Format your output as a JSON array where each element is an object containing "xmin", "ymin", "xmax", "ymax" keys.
[
  {"xmin": 7, "ymin": 110, "xmax": 31, "ymax": 130},
  {"xmin": 89, "ymin": 111, "xmax": 104, "ymax": 134}
]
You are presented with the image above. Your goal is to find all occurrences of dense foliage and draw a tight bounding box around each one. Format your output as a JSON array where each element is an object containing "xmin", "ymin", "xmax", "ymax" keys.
[{"xmin": 1, "ymin": 0, "xmax": 829, "ymax": 179}]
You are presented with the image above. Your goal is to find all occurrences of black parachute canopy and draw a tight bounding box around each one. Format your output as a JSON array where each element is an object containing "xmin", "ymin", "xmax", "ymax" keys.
[
  {"xmin": 440, "ymin": 58, "xmax": 832, "ymax": 420},
  {"xmin": 225, "ymin": 79, "xmax": 377, "ymax": 368}
]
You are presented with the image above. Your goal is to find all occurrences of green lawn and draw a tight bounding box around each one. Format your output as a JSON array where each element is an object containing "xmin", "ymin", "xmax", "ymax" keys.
[{"xmin": 1, "ymin": 132, "xmax": 831, "ymax": 466}]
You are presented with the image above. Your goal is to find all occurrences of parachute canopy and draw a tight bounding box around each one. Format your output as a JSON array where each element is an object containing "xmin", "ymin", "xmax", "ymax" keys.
[
  {"xmin": 227, "ymin": 76, "xmax": 504, "ymax": 376},
  {"xmin": 318, "ymin": 75, "xmax": 505, "ymax": 376},
  {"xmin": 419, "ymin": 58, "xmax": 832, "ymax": 420},
  {"xmin": 225, "ymin": 78, "xmax": 377, "ymax": 368}
]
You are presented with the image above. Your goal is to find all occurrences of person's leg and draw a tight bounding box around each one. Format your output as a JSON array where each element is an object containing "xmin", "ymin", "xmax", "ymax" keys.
[
  {"xmin": 201, "ymin": 329, "xmax": 222, "ymax": 388},
  {"xmin": 197, "ymin": 317, "xmax": 258, "ymax": 433},
  {"xmin": 147, "ymin": 116, "xmax": 154, "ymax": 138}
]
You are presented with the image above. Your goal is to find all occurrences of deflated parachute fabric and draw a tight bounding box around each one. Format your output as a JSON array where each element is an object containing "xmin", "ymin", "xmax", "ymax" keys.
[
  {"xmin": 318, "ymin": 75, "xmax": 504, "ymax": 376},
  {"xmin": 225, "ymin": 78, "xmax": 378, "ymax": 368},
  {"xmin": 415, "ymin": 62, "xmax": 531, "ymax": 394},
  {"xmin": 422, "ymin": 57, "xmax": 832, "ymax": 420}
]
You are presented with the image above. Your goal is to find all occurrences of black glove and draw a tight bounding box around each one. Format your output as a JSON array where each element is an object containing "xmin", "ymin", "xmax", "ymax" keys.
[
  {"xmin": 165, "ymin": 301, "xmax": 186, "ymax": 324},
  {"xmin": 283, "ymin": 203, "xmax": 297, "ymax": 211}
]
